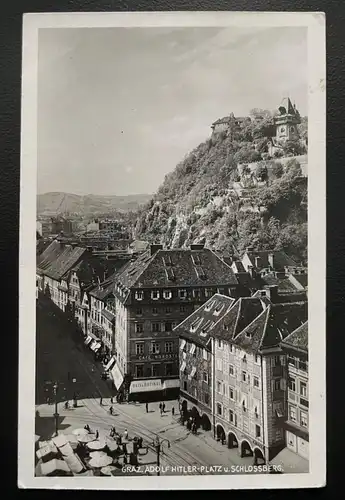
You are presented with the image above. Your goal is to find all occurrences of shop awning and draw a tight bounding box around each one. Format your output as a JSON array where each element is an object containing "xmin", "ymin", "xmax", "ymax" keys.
[
  {"xmin": 162, "ymin": 379, "xmax": 180, "ymax": 390},
  {"xmin": 180, "ymin": 339, "xmax": 186, "ymax": 350},
  {"xmin": 84, "ymin": 336, "xmax": 92, "ymax": 345},
  {"xmin": 188, "ymin": 366, "xmax": 196, "ymax": 380},
  {"xmin": 180, "ymin": 361, "xmax": 186, "ymax": 372},
  {"xmin": 90, "ymin": 341, "xmax": 101, "ymax": 352},
  {"xmin": 104, "ymin": 356, "xmax": 115, "ymax": 371},
  {"xmin": 129, "ymin": 379, "xmax": 163, "ymax": 394},
  {"xmin": 190, "ymin": 344, "xmax": 196, "ymax": 355},
  {"xmin": 110, "ymin": 363, "xmax": 124, "ymax": 390}
]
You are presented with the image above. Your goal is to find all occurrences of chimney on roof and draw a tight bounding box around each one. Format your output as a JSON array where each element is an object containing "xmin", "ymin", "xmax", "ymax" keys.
[
  {"xmin": 268, "ymin": 252, "xmax": 275, "ymax": 269},
  {"xmin": 150, "ymin": 244, "xmax": 163, "ymax": 256},
  {"xmin": 254, "ymin": 256, "xmax": 261, "ymax": 269},
  {"xmin": 247, "ymin": 265, "xmax": 255, "ymax": 279},
  {"xmin": 267, "ymin": 284, "xmax": 279, "ymax": 303},
  {"xmin": 190, "ymin": 244, "xmax": 205, "ymax": 250}
]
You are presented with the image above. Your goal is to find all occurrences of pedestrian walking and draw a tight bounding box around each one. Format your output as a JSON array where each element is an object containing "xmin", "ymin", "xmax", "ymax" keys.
[
  {"xmin": 145, "ymin": 402, "xmax": 148, "ymax": 413},
  {"xmin": 172, "ymin": 407, "xmax": 175, "ymax": 416},
  {"xmin": 46, "ymin": 397, "xmax": 50, "ymax": 405},
  {"xmin": 109, "ymin": 406, "xmax": 113, "ymax": 415},
  {"xmin": 159, "ymin": 402, "xmax": 162, "ymax": 415},
  {"xmin": 162, "ymin": 402, "xmax": 166, "ymax": 413},
  {"xmin": 64, "ymin": 401, "xmax": 69, "ymax": 410},
  {"xmin": 123, "ymin": 443, "xmax": 127, "ymax": 456},
  {"xmin": 124, "ymin": 429, "xmax": 128, "ymax": 440},
  {"xmin": 110, "ymin": 396, "xmax": 113, "ymax": 404},
  {"xmin": 100, "ymin": 397, "xmax": 103, "ymax": 406},
  {"xmin": 95, "ymin": 430, "xmax": 99, "ymax": 439}
]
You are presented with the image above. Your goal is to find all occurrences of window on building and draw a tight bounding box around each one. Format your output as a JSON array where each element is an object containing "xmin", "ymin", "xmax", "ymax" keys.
[
  {"xmin": 229, "ymin": 386, "xmax": 235, "ymax": 400},
  {"xmin": 242, "ymin": 371, "xmax": 247, "ymax": 382},
  {"xmin": 229, "ymin": 364, "xmax": 235, "ymax": 376},
  {"xmin": 165, "ymin": 306, "xmax": 171, "ymax": 314},
  {"xmin": 230, "ymin": 344, "xmax": 235, "ymax": 354},
  {"xmin": 164, "ymin": 322, "xmax": 172, "ymax": 332},
  {"xmin": 216, "ymin": 359, "xmax": 222, "ymax": 371},
  {"xmin": 273, "ymin": 356, "xmax": 281, "ymax": 366},
  {"xmin": 180, "ymin": 305, "xmax": 186, "ymax": 313},
  {"xmin": 229, "ymin": 409, "xmax": 235, "ymax": 423},
  {"xmin": 135, "ymin": 343, "xmax": 144, "ymax": 355},
  {"xmin": 163, "ymin": 290, "xmax": 172, "ymax": 300},
  {"xmin": 242, "ymin": 399, "xmax": 247, "ymax": 412},
  {"xmin": 135, "ymin": 323, "xmax": 143, "ymax": 333},
  {"xmin": 150, "ymin": 343, "xmax": 160, "ymax": 354},
  {"xmin": 300, "ymin": 381, "xmax": 308, "ymax": 398},
  {"xmin": 275, "ymin": 429, "xmax": 282, "ymax": 440},
  {"xmin": 218, "ymin": 339, "xmax": 223, "ymax": 348},
  {"xmin": 253, "ymin": 376, "xmax": 260, "ymax": 388},
  {"xmin": 217, "ymin": 288, "xmax": 225, "ymax": 295},
  {"xmin": 135, "ymin": 365, "xmax": 144, "ymax": 378},
  {"xmin": 151, "ymin": 322, "xmax": 160, "ymax": 333},
  {"xmin": 136, "ymin": 308, "xmax": 143, "ymax": 316},
  {"xmin": 300, "ymin": 411, "xmax": 308, "ymax": 428},
  {"xmin": 289, "ymin": 405, "xmax": 297, "ymax": 422},
  {"xmin": 135, "ymin": 291, "xmax": 144, "ymax": 301},
  {"xmin": 179, "ymin": 289, "xmax": 187, "ymax": 299},
  {"xmin": 165, "ymin": 363, "xmax": 173, "ymax": 376},
  {"xmin": 152, "ymin": 307, "xmax": 158, "ymax": 315},
  {"xmin": 204, "ymin": 393, "xmax": 209, "ymax": 405},
  {"xmin": 274, "ymin": 379, "xmax": 281, "ymax": 391},
  {"xmin": 288, "ymin": 355, "xmax": 297, "ymax": 367},
  {"xmin": 288, "ymin": 377, "xmax": 296, "ymax": 392},
  {"xmin": 299, "ymin": 359, "xmax": 308, "ymax": 372},
  {"xmin": 183, "ymin": 381, "xmax": 187, "ymax": 391},
  {"xmin": 255, "ymin": 425, "xmax": 261, "ymax": 438},
  {"xmin": 165, "ymin": 341, "xmax": 173, "ymax": 353},
  {"xmin": 203, "ymin": 349, "xmax": 208, "ymax": 361},
  {"xmin": 217, "ymin": 381, "xmax": 222, "ymax": 393},
  {"xmin": 193, "ymin": 289, "xmax": 201, "ymax": 299},
  {"xmin": 216, "ymin": 403, "xmax": 222, "ymax": 416},
  {"xmin": 151, "ymin": 290, "xmax": 160, "ymax": 300},
  {"xmin": 152, "ymin": 364, "xmax": 160, "ymax": 377},
  {"xmin": 203, "ymin": 372, "xmax": 208, "ymax": 384}
]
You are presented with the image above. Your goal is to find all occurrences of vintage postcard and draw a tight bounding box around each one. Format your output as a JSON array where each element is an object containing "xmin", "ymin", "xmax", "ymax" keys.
[{"xmin": 19, "ymin": 11, "xmax": 326, "ymax": 489}]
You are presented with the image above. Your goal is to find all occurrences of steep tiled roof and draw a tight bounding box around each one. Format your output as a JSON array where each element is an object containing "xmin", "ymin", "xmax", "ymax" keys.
[
  {"xmin": 281, "ymin": 321, "xmax": 308, "ymax": 353},
  {"xmin": 233, "ymin": 302, "xmax": 307, "ymax": 353},
  {"xmin": 89, "ymin": 271, "xmax": 119, "ymax": 301},
  {"xmin": 291, "ymin": 273, "xmax": 308, "ymax": 288},
  {"xmin": 261, "ymin": 272, "xmax": 300, "ymax": 292},
  {"xmin": 213, "ymin": 297, "xmax": 266, "ymax": 341},
  {"xmin": 115, "ymin": 248, "xmax": 238, "ymax": 289},
  {"xmin": 37, "ymin": 240, "xmax": 86, "ymax": 280},
  {"xmin": 72, "ymin": 256, "xmax": 124, "ymax": 292},
  {"xmin": 245, "ymin": 250, "xmax": 297, "ymax": 271},
  {"xmin": 174, "ymin": 294, "xmax": 235, "ymax": 348}
]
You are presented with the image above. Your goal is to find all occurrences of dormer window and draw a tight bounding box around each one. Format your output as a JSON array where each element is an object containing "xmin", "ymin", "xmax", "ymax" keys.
[
  {"xmin": 193, "ymin": 289, "xmax": 201, "ymax": 299},
  {"xmin": 190, "ymin": 318, "xmax": 202, "ymax": 333},
  {"xmin": 151, "ymin": 290, "xmax": 160, "ymax": 300},
  {"xmin": 213, "ymin": 303, "xmax": 225, "ymax": 316},
  {"xmin": 179, "ymin": 289, "xmax": 187, "ymax": 299},
  {"xmin": 245, "ymin": 331, "xmax": 252, "ymax": 338},
  {"xmin": 204, "ymin": 300, "xmax": 215, "ymax": 312},
  {"xmin": 135, "ymin": 291, "xmax": 143, "ymax": 301},
  {"xmin": 163, "ymin": 290, "xmax": 172, "ymax": 300}
]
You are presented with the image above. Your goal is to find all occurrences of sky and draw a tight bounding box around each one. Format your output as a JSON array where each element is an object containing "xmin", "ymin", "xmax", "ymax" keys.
[{"xmin": 37, "ymin": 26, "xmax": 308, "ymax": 196}]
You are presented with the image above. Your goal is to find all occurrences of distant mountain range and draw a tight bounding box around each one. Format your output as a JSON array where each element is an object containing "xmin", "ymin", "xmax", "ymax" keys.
[{"xmin": 37, "ymin": 192, "xmax": 152, "ymax": 215}]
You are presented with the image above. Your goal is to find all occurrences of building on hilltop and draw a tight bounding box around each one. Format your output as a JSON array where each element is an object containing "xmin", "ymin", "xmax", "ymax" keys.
[
  {"xmin": 211, "ymin": 113, "xmax": 251, "ymax": 138},
  {"xmin": 112, "ymin": 244, "xmax": 239, "ymax": 402},
  {"xmin": 268, "ymin": 98, "xmax": 303, "ymax": 156}
]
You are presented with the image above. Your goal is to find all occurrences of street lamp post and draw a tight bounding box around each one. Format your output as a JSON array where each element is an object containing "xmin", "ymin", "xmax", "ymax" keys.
[
  {"xmin": 153, "ymin": 436, "xmax": 170, "ymax": 476},
  {"xmin": 53, "ymin": 382, "xmax": 59, "ymax": 437}
]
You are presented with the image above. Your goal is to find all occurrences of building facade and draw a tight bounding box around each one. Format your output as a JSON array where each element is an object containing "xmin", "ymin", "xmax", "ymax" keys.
[
  {"xmin": 113, "ymin": 244, "xmax": 239, "ymax": 400},
  {"xmin": 280, "ymin": 322, "xmax": 309, "ymax": 460}
]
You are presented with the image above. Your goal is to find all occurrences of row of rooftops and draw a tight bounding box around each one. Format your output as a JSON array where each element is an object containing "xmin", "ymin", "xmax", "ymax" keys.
[{"xmin": 175, "ymin": 293, "xmax": 308, "ymax": 355}]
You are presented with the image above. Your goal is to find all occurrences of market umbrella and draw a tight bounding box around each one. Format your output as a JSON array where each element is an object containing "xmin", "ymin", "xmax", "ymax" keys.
[
  {"xmin": 100, "ymin": 465, "xmax": 118, "ymax": 476},
  {"xmin": 88, "ymin": 451, "xmax": 113, "ymax": 468},
  {"xmin": 87, "ymin": 439, "xmax": 106, "ymax": 451},
  {"xmin": 72, "ymin": 428, "xmax": 89, "ymax": 436},
  {"xmin": 77, "ymin": 433, "xmax": 96, "ymax": 444}
]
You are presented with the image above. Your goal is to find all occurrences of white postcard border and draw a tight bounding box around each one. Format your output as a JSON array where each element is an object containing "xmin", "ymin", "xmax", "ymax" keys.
[{"xmin": 18, "ymin": 11, "xmax": 326, "ymax": 490}]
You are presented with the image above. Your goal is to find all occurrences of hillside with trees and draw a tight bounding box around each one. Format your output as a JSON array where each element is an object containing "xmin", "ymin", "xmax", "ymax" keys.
[{"xmin": 135, "ymin": 111, "xmax": 308, "ymax": 264}]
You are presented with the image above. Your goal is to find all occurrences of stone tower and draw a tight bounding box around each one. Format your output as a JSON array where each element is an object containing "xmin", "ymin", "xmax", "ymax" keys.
[{"xmin": 274, "ymin": 97, "xmax": 301, "ymax": 144}]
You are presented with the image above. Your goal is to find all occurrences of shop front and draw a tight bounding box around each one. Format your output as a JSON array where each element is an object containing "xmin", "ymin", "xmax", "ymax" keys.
[
  {"xmin": 162, "ymin": 378, "xmax": 180, "ymax": 400},
  {"xmin": 128, "ymin": 378, "xmax": 163, "ymax": 402}
]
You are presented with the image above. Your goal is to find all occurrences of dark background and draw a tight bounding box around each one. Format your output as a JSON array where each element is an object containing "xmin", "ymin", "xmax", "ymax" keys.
[{"xmin": 0, "ymin": 0, "xmax": 343, "ymax": 496}]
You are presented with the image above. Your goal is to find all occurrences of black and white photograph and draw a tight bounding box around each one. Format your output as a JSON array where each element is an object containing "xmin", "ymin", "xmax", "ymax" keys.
[{"xmin": 19, "ymin": 12, "xmax": 326, "ymax": 489}]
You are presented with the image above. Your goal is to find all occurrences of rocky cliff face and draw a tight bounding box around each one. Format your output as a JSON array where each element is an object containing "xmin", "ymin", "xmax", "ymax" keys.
[{"xmin": 135, "ymin": 122, "xmax": 308, "ymax": 263}]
